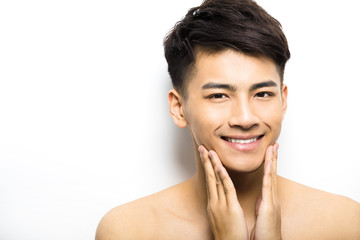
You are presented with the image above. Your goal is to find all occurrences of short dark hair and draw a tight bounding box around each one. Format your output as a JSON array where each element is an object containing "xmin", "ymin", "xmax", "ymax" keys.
[{"xmin": 163, "ymin": 0, "xmax": 291, "ymax": 98}]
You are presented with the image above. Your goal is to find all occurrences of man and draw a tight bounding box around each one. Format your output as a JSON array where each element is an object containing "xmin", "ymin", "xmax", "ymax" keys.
[{"xmin": 96, "ymin": 0, "xmax": 360, "ymax": 239}]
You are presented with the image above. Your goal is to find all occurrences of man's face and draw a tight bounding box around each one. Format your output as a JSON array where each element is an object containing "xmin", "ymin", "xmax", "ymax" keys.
[{"xmin": 182, "ymin": 50, "xmax": 287, "ymax": 172}]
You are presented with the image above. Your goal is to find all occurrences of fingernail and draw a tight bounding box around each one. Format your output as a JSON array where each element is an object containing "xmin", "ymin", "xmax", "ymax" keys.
[
  {"xmin": 275, "ymin": 143, "xmax": 279, "ymax": 150},
  {"xmin": 198, "ymin": 146, "xmax": 204, "ymax": 154}
]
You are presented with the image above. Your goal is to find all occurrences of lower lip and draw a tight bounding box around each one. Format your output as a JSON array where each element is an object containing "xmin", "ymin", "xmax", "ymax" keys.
[{"xmin": 222, "ymin": 137, "xmax": 263, "ymax": 152}]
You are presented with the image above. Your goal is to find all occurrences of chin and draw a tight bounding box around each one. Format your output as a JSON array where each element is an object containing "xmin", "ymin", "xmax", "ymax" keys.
[{"xmin": 219, "ymin": 152, "xmax": 265, "ymax": 173}]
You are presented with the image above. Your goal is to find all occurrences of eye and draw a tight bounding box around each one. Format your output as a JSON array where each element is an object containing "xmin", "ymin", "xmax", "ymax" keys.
[
  {"xmin": 208, "ymin": 93, "xmax": 228, "ymax": 99},
  {"xmin": 206, "ymin": 93, "xmax": 229, "ymax": 102},
  {"xmin": 255, "ymin": 92, "xmax": 273, "ymax": 98}
]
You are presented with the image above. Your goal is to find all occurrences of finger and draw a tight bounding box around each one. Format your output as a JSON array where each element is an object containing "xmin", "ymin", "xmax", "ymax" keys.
[
  {"xmin": 208, "ymin": 151, "xmax": 222, "ymax": 183},
  {"xmin": 199, "ymin": 145, "xmax": 218, "ymax": 202},
  {"xmin": 208, "ymin": 151, "xmax": 226, "ymax": 203},
  {"xmin": 217, "ymin": 163, "xmax": 238, "ymax": 206},
  {"xmin": 208, "ymin": 150, "xmax": 238, "ymax": 206},
  {"xmin": 273, "ymin": 143, "xmax": 279, "ymax": 175},
  {"xmin": 262, "ymin": 145, "xmax": 274, "ymax": 203},
  {"xmin": 272, "ymin": 143, "xmax": 279, "ymax": 200}
]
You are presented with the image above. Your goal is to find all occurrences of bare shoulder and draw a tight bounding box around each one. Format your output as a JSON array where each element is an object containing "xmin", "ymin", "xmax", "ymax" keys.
[
  {"xmin": 95, "ymin": 179, "xmax": 202, "ymax": 240},
  {"xmin": 95, "ymin": 194, "xmax": 159, "ymax": 240},
  {"xmin": 278, "ymin": 177, "xmax": 360, "ymax": 239}
]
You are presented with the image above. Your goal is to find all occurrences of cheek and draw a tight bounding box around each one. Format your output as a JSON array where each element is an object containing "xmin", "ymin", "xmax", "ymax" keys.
[
  {"xmin": 186, "ymin": 105, "xmax": 225, "ymax": 146},
  {"xmin": 272, "ymin": 116, "xmax": 283, "ymax": 141},
  {"xmin": 260, "ymin": 104, "xmax": 283, "ymax": 139}
]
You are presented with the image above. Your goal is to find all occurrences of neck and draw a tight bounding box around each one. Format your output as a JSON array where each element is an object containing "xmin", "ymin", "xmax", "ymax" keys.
[{"xmin": 228, "ymin": 165, "xmax": 264, "ymax": 212}]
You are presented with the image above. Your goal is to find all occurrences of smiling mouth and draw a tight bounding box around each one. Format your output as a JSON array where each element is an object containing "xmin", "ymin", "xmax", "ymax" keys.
[{"xmin": 221, "ymin": 135, "xmax": 264, "ymax": 144}]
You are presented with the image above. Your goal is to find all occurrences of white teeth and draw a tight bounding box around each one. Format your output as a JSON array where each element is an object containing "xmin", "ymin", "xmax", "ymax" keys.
[{"xmin": 226, "ymin": 137, "xmax": 258, "ymax": 144}]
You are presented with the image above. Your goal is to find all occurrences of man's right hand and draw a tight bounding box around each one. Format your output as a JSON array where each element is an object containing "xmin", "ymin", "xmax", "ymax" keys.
[{"xmin": 198, "ymin": 145, "xmax": 249, "ymax": 240}]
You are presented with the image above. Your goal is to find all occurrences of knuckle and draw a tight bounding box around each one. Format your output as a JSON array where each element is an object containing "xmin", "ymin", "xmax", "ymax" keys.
[
  {"xmin": 263, "ymin": 179, "xmax": 271, "ymax": 188},
  {"xmin": 206, "ymin": 173, "xmax": 215, "ymax": 182},
  {"xmin": 223, "ymin": 184, "xmax": 235, "ymax": 193},
  {"xmin": 261, "ymin": 204, "xmax": 274, "ymax": 215},
  {"xmin": 206, "ymin": 205, "xmax": 212, "ymax": 213},
  {"xmin": 268, "ymin": 206, "xmax": 277, "ymax": 215},
  {"xmin": 207, "ymin": 202, "xmax": 217, "ymax": 213},
  {"xmin": 274, "ymin": 201, "xmax": 281, "ymax": 210}
]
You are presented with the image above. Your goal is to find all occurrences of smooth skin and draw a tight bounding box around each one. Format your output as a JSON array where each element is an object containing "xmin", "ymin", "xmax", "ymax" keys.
[{"xmin": 96, "ymin": 50, "xmax": 360, "ymax": 240}]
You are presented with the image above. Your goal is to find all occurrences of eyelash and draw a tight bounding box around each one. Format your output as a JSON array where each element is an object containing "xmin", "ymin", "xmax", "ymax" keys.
[
  {"xmin": 255, "ymin": 92, "xmax": 274, "ymax": 98},
  {"xmin": 206, "ymin": 91, "xmax": 274, "ymax": 100},
  {"xmin": 207, "ymin": 93, "xmax": 228, "ymax": 99}
]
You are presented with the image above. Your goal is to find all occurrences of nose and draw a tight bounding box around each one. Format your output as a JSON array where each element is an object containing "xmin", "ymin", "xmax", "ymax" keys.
[{"xmin": 228, "ymin": 99, "xmax": 259, "ymax": 130}]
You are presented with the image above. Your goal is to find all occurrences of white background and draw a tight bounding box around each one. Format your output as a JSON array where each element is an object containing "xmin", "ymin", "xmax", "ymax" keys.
[{"xmin": 0, "ymin": 0, "xmax": 359, "ymax": 239}]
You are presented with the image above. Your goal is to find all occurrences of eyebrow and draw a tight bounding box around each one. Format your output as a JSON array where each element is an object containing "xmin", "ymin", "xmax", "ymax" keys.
[
  {"xmin": 249, "ymin": 80, "xmax": 278, "ymax": 92},
  {"xmin": 201, "ymin": 80, "xmax": 278, "ymax": 92},
  {"xmin": 201, "ymin": 82, "xmax": 237, "ymax": 91}
]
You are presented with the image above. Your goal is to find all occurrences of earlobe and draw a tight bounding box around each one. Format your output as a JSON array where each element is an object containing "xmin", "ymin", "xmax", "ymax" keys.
[
  {"xmin": 281, "ymin": 84, "xmax": 288, "ymax": 120},
  {"xmin": 168, "ymin": 89, "xmax": 188, "ymax": 128}
]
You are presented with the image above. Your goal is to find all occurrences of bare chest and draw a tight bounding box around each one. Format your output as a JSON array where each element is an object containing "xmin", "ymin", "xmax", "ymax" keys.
[
  {"xmin": 148, "ymin": 214, "xmax": 213, "ymax": 240},
  {"xmin": 146, "ymin": 210, "xmax": 329, "ymax": 240}
]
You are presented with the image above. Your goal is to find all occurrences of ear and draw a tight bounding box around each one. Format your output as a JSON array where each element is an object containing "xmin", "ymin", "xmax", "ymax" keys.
[
  {"xmin": 281, "ymin": 84, "xmax": 288, "ymax": 120},
  {"xmin": 168, "ymin": 89, "xmax": 188, "ymax": 128}
]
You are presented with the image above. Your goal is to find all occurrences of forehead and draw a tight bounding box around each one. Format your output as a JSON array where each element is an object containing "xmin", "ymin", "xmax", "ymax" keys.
[{"xmin": 187, "ymin": 50, "xmax": 281, "ymax": 91}]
